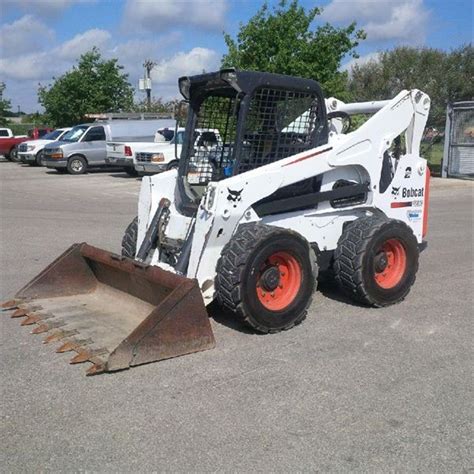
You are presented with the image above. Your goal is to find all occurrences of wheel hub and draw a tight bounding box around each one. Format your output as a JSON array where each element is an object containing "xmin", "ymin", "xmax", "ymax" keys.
[
  {"xmin": 374, "ymin": 252, "xmax": 388, "ymax": 272},
  {"xmin": 259, "ymin": 266, "xmax": 281, "ymax": 292}
]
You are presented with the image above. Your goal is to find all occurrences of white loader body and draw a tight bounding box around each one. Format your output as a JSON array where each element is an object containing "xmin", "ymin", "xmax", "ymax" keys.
[{"xmin": 136, "ymin": 89, "xmax": 431, "ymax": 304}]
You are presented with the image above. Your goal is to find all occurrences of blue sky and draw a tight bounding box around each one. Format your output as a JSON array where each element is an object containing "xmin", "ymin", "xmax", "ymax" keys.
[{"xmin": 0, "ymin": 0, "xmax": 471, "ymax": 113}]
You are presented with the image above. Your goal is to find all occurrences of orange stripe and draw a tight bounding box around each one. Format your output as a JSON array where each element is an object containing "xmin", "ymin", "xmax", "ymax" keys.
[
  {"xmin": 282, "ymin": 147, "xmax": 333, "ymax": 167},
  {"xmin": 391, "ymin": 201, "xmax": 412, "ymax": 208},
  {"xmin": 422, "ymin": 167, "xmax": 431, "ymax": 237}
]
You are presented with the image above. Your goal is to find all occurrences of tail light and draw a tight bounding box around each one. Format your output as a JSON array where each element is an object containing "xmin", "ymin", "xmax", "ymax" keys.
[{"xmin": 124, "ymin": 146, "xmax": 132, "ymax": 157}]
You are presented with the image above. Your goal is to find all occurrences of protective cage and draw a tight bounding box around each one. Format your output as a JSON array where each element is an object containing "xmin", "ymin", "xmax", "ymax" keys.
[{"xmin": 177, "ymin": 69, "xmax": 328, "ymax": 207}]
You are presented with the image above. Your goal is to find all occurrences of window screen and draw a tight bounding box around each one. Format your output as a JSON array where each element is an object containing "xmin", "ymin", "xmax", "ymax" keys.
[
  {"xmin": 185, "ymin": 94, "xmax": 239, "ymax": 186},
  {"xmin": 238, "ymin": 88, "xmax": 319, "ymax": 174}
]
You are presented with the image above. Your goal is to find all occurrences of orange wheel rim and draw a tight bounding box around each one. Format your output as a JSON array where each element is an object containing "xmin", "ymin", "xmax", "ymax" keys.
[
  {"xmin": 374, "ymin": 239, "xmax": 407, "ymax": 289},
  {"xmin": 256, "ymin": 251, "xmax": 302, "ymax": 311}
]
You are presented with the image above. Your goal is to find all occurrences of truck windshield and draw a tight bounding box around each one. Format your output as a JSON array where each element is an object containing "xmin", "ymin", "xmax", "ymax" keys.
[
  {"xmin": 61, "ymin": 126, "xmax": 89, "ymax": 142},
  {"xmin": 43, "ymin": 130, "xmax": 63, "ymax": 140}
]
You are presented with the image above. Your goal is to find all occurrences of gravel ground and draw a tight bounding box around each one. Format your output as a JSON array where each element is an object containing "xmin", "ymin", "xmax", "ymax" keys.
[{"xmin": 1, "ymin": 161, "xmax": 473, "ymax": 472}]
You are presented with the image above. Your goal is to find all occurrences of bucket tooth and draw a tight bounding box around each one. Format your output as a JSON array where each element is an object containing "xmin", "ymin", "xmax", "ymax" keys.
[
  {"xmin": 56, "ymin": 338, "xmax": 92, "ymax": 353},
  {"xmin": 20, "ymin": 313, "xmax": 42, "ymax": 326},
  {"xmin": 11, "ymin": 308, "xmax": 28, "ymax": 318},
  {"xmin": 32, "ymin": 323, "xmax": 50, "ymax": 334},
  {"xmin": 70, "ymin": 348, "xmax": 107, "ymax": 365},
  {"xmin": 1, "ymin": 299, "xmax": 22, "ymax": 311},
  {"xmin": 56, "ymin": 341, "xmax": 77, "ymax": 353},
  {"xmin": 43, "ymin": 329, "xmax": 78, "ymax": 344},
  {"xmin": 86, "ymin": 362, "xmax": 106, "ymax": 376}
]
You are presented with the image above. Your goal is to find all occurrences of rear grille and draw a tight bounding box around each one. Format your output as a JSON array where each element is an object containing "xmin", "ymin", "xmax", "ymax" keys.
[
  {"xmin": 19, "ymin": 144, "xmax": 28, "ymax": 152},
  {"xmin": 136, "ymin": 153, "xmax": 152, "ymax": 163}
]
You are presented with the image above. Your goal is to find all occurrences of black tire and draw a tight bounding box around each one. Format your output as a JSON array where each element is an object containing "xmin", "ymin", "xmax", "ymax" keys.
[
  {"xmin": 333, "ymin": 216, "xmax": 419, "ymax": 307},
  {"xmin": 124, "ymin": 168, "xmax": 138, "ymax": 177},
  {"xmin": 121, "ymin": 216, "xmax": 138, "ymax": 258},
  {"xmin": 9, "ymin": 146, "xmax": 20, "ymax": 162},
  {"xmin": 35, "ymin": 150, "xmax": 44, "ymax": 166},
  {"xmin": 67, "ymin": 155, "xmax": 87, "ymax": 175},
  {"xmin": 167, "ymin": 160, "xmax": 179, "ymax": 171},
  {"xmin": 215, "ymin": 223, "xmax": 317, "ymax": 333}
]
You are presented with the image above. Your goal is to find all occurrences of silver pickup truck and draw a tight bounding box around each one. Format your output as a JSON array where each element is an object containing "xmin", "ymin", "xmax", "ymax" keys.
[{"xmin": 42, "ymin": 120, "xmax": 172, "ymax": 175}]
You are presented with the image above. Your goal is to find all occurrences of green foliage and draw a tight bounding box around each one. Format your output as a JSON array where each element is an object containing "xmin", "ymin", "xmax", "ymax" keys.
[
  {"xmin": 348, "ymin": 45, "xmax": 474, "ymax": 126},
  {"xmin": 0, "ymin": 82, "xmax": 12, "ymax": 126},
  {"xmin": 222, "ymin": 0, "xmax": 365, "ymax": 99},
  {"xmin": 38, "ymin": 48, "xmax": 134, "ymax": 126},
  {"xmin": 131, "ymin": 96, "xmax": 178, "ymax": 114}
]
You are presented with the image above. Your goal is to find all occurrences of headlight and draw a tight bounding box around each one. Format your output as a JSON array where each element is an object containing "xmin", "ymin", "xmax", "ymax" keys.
[
  {"xmin": 151, "ymin": 153, "xmax": 165, "ymax": 163},
  {"xmin": 27, "ymin": 145, "xmax": 36, "ymax": 151}
]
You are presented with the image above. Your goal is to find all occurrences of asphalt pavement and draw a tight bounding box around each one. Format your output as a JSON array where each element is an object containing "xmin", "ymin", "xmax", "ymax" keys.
[{"xmin": 1, "ymin": 160, "xmax": 473, "ymax": 471}]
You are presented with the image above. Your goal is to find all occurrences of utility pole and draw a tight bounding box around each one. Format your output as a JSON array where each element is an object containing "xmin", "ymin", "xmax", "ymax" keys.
[{"xmin": 143, "ymin": 59, "xmax": 156, "ymax": 111}]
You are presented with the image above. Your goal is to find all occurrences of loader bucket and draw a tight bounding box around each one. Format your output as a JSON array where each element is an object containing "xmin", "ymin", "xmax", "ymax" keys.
[{"xmin": 2, "ymin": 243, "xmax": 215, "ymax": 375}]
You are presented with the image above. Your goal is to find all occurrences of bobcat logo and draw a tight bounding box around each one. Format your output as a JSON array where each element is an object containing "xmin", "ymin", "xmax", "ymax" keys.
[
  {"xmin": 227, "ymin": 188, "xmax": 243, "ymax": 202},
  {"xmin": 404, "ymin": 167, "xmax": 412, "ymax": 178},
  {"xmin": 391, "ymin": 186, "xmax": 400, "ymax": 196}
]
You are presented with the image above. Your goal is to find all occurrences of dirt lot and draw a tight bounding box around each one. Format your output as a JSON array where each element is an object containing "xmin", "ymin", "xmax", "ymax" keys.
[{"xmin": 1, "ymin": 161, "xmax": 473, "ymax": 471}]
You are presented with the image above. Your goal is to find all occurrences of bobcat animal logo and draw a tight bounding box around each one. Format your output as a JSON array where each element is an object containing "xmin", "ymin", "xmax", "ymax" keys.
[
  {"xmin": 227, "ymin": 188, "xmax": 243, "ymax": 202},
  {"xmin": 391, "ymin": 186, "xmax": 400, "ymax": 196},
  {"xmin": 404, "ymin": 167, "xmax": 412, "ymax": 178}
]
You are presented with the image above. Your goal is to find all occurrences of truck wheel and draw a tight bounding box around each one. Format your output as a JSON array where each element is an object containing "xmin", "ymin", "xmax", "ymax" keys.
[
  {"xmin": 9, "ymin": 146, "xmax": 20, "ymax": 162},
  {"xmin": 333, "ymin": 216, "xmax": 419, "ymax": 307},
  {"xmin": 67, "ymin": 156, "xmax": 87, "ymax": 175},
  {"xmin": 121, "ymin": 216, "xmax": 138, "ymax": 258},
  {"xmin": 216, "ymin": 223, "xmax": 317, "ymax": 333},
  {"xmin": 125, "ymin": 168, "xmax": 138, "ymax": 177},
  {"xmin": 35, "ymin": 151, "xmax": 44, "ymax": 166},
  {"xmin": 167, "ymin": 160, "xmax": 179, "ymax": 171}
]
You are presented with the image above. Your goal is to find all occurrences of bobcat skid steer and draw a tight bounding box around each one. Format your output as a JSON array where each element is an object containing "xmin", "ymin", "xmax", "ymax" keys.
[{"xmin": 2, "ymin": 69, "xmax": 431, "ymax": 375}]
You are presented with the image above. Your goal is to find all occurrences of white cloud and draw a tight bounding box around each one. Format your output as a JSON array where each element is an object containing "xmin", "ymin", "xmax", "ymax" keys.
[
  {"xmin": 150, "ymin": 47, "xmax": 220, "ymax": 85},
  {"xmin": 123, "ymin": 0, "xmax": 228, "ymax": 32},
  {"xmin": 56, "ymin": 29, "xmax": 111, "ymax": 60},
  {"xmin": 0, "ymin": 15, "xmax": 55, "ymax": 57},
  {"xmin": 322, "ymin": 0, "xmax": 431, "ymax": 43},
  {"xmin": 341, "ymin": 51, "xmax": 381, "ymax": 72},
  {"xmin": 2, "ymin": 0, "xmax": 90, "ymax": 18}
]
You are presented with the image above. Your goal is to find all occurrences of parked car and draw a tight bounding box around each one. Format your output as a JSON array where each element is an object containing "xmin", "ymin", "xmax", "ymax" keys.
[
  {"xmin": 42, "ymin": 120, "xmax": 172, "ymax": 175},
  {"xmin": 0, "ymin": 126, "xmax": 53, "ymax": 162},
  {"xmin": 105, "ymin": 121, "xmax": 175, "ymax": 176},
  {"xmin": 18, "ymin": 128, "xmax": 71, "ymax": 166},
  {"xmin": 134, "ymin": 128, "xmax": 223, "ymax": 175}
]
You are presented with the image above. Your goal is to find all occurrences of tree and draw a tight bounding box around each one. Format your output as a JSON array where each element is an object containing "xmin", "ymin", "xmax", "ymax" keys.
[
  {"xmin": 38, "ymin": 48, "xmax": 134, "ymax": 126},
  {"xmin": 0, "ymin": 82, "xmax": 12, "ymax": 126},
  {"xmin": 348, "ymin": 45, "xmax": 474, "ymax": 126},
  {"xmin": 131, "ymin": 96, "xmax": 177, "ymax": 114},
  {"xmin": 222, "ymin": 0, "xmax": 365, "ymax": 99}
]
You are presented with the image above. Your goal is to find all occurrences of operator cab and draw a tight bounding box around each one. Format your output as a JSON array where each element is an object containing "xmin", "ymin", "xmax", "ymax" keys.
[{"xmin": 176, "ymin": 69, "xmax": 328, "ymax": 215}]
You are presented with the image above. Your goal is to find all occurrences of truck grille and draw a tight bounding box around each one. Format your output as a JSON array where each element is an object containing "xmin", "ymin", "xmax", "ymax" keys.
[
  {"xmin": 19, "ymin": 143, "xmax": 28, "ymax": 152},
  {"xmin": 136, "ymin": 153, "xmax": 152, "ymax": 163}
]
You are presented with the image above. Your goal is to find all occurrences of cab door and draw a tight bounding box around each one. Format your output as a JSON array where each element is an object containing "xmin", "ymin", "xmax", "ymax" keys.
[{"xmin": 81, "ymin": 126, "xmax": 107, "ymax": 164}]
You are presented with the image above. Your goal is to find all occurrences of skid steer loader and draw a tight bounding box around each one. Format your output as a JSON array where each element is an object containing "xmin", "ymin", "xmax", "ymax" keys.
[{"xmin": 2, "ymin": 69, "xmax": 431, "ymax": 375}]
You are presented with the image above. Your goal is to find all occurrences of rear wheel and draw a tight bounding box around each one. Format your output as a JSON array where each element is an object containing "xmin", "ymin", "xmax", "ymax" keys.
[
  {"xmin": 333, "ymin": 216, "xmax": 419, "ymax": 307},
  {"xmin": 9, "ymin": 146, "xmax": 20, "ymax": 162},
  {"xmin": 125, "ymin": 168, "xmax": 138, "ymax": 177},
  {"xmin": 216, "ymin": 223, "xmax": 317, "ymax": 333},
  {"xmin": 121, "ymin": 217, "xmax": 138, "ymax": 258},
  {"xmin": 67, "ymin": 156, "xmax": 87, "ymax": 175}
]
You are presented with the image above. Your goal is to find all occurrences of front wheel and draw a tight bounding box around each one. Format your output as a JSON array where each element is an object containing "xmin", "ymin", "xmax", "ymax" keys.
[
  {"xmin": 35, "ymin": 150, "xmax": 44, "ymax": 166},
  {"xmin": 167, "ymin": 160, "xmax": 179, "ymax": 171},
  {"xmin": 9, "ymin": 146, "xmax": 20, "ymax": 162},
  {"xmin": 121, "ymin": 216, "xmax": 138, "ymax": 258},
  {"xmin": 216, "ymin": 223, "xmax": 317, "ymax": 333},
  {"xmin": 67, "ymin": 156, "xmax": 87, "ymax": 175},
  {"xmin": 333, "ymin": 216, "xmax": 419, "ymax": 307}
]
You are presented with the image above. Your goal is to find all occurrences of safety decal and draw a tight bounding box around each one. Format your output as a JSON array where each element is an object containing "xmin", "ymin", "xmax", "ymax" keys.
[{"xmin": 407, "ymin": 210, "xmax": 422, "ymax": 222}]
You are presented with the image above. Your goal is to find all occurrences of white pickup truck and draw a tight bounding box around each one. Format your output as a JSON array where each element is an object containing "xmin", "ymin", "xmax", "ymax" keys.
[
  {"xmin": 105, "ymin": 125, "xmax": 175, "ymax": 176},
  {"xmin": 18, "ymin": 128, "xmax": 71, "ymax": 166},
  {"xmin": 134, "ymin": 128, "xmax": 223, "ymax": 175}
]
